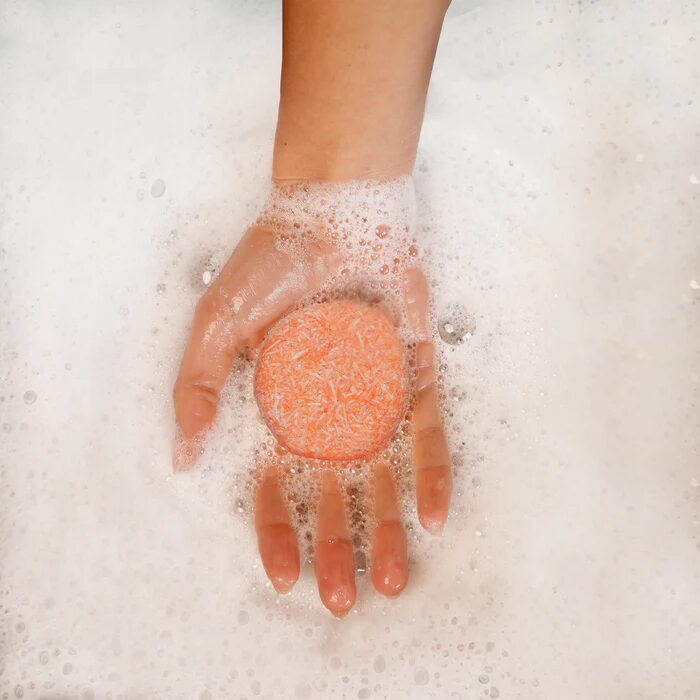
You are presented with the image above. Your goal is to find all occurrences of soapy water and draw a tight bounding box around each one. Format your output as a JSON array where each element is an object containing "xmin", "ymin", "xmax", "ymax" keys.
[{"xmin": 1, "ymin": 0, "xmax": 699, "ymax": 698}]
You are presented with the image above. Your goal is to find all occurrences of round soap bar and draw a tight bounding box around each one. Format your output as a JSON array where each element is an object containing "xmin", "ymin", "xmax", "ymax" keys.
[{"xmin": 254, "ymin": 301, "xmax": 408, "ymax": 461}]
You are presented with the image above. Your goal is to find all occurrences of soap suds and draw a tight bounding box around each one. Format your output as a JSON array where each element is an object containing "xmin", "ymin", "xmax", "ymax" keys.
[{"xmin": 1, "ymin": 0, "xmax": 698, "ymax": 698}]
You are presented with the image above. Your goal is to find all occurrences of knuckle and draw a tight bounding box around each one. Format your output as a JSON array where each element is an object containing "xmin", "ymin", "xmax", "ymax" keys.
[{"xmin": 195, "ymin": 290, "xmax": 224, "ymax": 319}]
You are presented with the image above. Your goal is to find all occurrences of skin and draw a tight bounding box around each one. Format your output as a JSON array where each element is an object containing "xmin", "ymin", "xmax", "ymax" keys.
[{"xmin": 173, "ymin": 0, "xmax": 452, "ymax": 616}]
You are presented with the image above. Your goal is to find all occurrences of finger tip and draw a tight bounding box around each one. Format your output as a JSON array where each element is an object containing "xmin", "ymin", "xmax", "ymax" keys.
[
  {"xmin": 321, "ymin": 586, "xmax": 356, "ymax": 617},
  {"xmin": 273, "ymin": 563, "xmax": 300, "ymax": 596},
  {"xmin": 259, "ymin": 529, "xmax": 300, "ymax": 594},
  {"xmin": 328, "ymin": 600, "xmax": 355, "ymax": 618},
  {"xmin": 172, "ymin": 429, "xmax": 201, "ymax": 472},
  {"xmin": 272, "ymin": 574, "xmax": 298, "ymax": 594},
  {"xmin": 419, "ymin": 514, "xmax": 446, "ymax": 536},
  {"xmin": 372, "ymin": 569, "xmax": 408, "ymax": 598},
  {"xmin": 172, "ymin": 445, "xmax": 195, "ymax": 472}
]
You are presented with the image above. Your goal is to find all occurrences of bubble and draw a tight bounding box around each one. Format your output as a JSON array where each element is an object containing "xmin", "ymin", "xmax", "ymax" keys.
[
  {"xmin": 190, "ymin": 251, "xmax": 224, "ymax": 291},
  {"xmin": 490, "ymin": 689, "xmax": 500, "ymax": 698},
  {"xmin": 14, "ymin": 686, "xmax": 24, "ymax": 699},
  {"xmin": 414, "ymin": 667, "xmax": 429, "ymax": 685},
  {"xmin": 438, "ymin": 305, "xmax": 476, "ymax": 345},
  {"xmin": 39, "ymin": 651, "xmax": 49, "ymax": 664},
  {"xmin": 156, "ymin": 283, "xmax": 166, "ymax": 294},
  {"xmin": 478, "ymin": 674, "xmax": 489, "ymax": 684},
  {"xmin": 373, "ymin": 655, "xmax": 386, "ymax": 673},
  {"xmin": 151, "ymin": 179, "xmax": 166, "ymax": 198},
  {"xmin": 23, "ymin": 391, "xmax": 36, "ymax": 405},
  {"xmin": 237, "ymin": 610, "xmax": 249, "ymax": 625},
  {"xmin": 355, "ymin": 550, "xmax": 367, "ymax": 575}
]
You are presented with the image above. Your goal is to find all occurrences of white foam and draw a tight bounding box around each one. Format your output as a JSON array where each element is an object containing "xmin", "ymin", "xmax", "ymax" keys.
[{"xmin": 1, "ymin": 0, "xmax": 698, "ymax": 698}]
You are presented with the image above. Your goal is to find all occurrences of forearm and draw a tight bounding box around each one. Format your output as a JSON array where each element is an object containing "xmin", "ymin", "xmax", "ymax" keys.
[{"xmin": 273, "ymin": 0, "xmax": 450, "ymax": 183}]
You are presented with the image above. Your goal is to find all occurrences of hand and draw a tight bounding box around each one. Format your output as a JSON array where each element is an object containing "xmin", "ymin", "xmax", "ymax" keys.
[{"xmin": 172, "ymin": 185, "xmax": 452, "ymax": 615}]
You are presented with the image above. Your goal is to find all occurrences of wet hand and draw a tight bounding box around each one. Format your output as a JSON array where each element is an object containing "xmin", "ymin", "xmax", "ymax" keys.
[{"xmin": 172, "ymin": 193, "xmax": 452, "ymax": 616}]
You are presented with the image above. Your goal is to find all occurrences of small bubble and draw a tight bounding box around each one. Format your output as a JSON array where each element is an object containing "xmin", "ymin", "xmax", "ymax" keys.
[
  {"xmin": 151, "ymin": 179, "xmax": 166, "ymax": 198},
  {"xmin": 478, "ymin": 674, "xmax": 490, "ymax": 684},
  {"xmin": 690, "ymin": 280, "xmax": 699, "ymax": 290},
  {"xmin": 490, "ymin": 688, "xmax": 500, "ymax": 698},
  {"xmin": 375, "ymin": 224, "xmax": 391, "ymax": 239},
  {"xmin": 373, "ymin": 655, "xmax": 386, "ymax": 673},
  {"xmin": 355, "ymin": 550, "xmax": 367, "ymax": 575},
  {"xmin": 39, "ymin": 651, "xmax": 49, "ymax": 664},
  {"xmin": 62, "ymin": 662, "xmax": 73, "ymax": 674},
  {"xmin": 156, "ymin": 283, "xmax": 166, "ymax": 294},
  {"xmin": 414, "ymin": 667, "xmax": 429, "ymax": 686},
  {"xmin": 438, "ymin": 305, "xmax": 476, "ymax": 345},
  {"xmin": 237, "ymin": 610, "xmax": 249, "ymax": 625},
  {"xmin": 23, "ymin": 391, "xmax": 36, "ymax": 405},
  {"xmin": 14, "ymin": 686, "xmax": 24, "ymax": 699},
  {"xmin": 191, "ymin": 252, "xmax": 222, "ymax": 291}
]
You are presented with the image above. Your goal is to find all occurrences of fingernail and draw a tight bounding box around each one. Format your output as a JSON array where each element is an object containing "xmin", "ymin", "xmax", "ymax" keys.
[
  {"xmin": 328, "ymin": 587, "xmax": 355, "ymax": 617},
  {"xmin": 419, "ymin": 515, "xmax": 445, "ymax": 536},
  {"xmin": 172, "ymin": 428, "xmax": 201, "ymax": 472},
  {"xmin": 272, "ymin": 576, "xmax": 296, "ymax": 594}
]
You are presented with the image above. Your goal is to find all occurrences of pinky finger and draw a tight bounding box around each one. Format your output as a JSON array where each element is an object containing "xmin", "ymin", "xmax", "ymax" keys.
[{"xmin": 405, "ymin": 267, "xmax": 452, "ymax": 535}]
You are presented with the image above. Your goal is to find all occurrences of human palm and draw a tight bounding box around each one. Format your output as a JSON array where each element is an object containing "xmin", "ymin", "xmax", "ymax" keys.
[{"xmin": 173, "ymin": 187, "xmax": 451, "ymax": 615}]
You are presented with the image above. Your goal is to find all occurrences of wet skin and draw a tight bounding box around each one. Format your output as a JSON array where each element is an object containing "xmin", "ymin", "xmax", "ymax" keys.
[{"xmin": 172, "ymin": 224, "xmax": 451, "ymax": 616}]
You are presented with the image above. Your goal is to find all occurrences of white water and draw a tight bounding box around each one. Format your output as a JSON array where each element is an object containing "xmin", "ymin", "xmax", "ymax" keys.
[{"xmin": 1, "ymin": 0, "xmax": 699, "ymax": 698}]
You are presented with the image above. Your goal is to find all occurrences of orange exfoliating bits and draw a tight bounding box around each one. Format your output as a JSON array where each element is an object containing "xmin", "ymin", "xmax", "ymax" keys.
[{"xmin": 254, "ymin": 301, "xmax": 408, "ymax": 461}]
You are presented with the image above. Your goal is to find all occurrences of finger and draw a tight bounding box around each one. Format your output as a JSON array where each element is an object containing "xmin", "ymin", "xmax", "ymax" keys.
[
  {"xmin": 405, "ymin": 267, "xmax": 452, "ymax": 535},
  {"xmin": 254, "ymin": 462, "xmax": 300, "ymax": 593},
  {"xmin": 172, "ymin": 279, "xmax": 238, "ymax": 471},
  {"xmin": 173, "ymin": 226, "xmax": 339, "ymax": 471},
  {"xmin": 370, "ymin": 461, "xmax": 408, "ymax": 597},
  {"xmin": 314, "ymin": 470, "xmax": 356, "ymax": 617}
]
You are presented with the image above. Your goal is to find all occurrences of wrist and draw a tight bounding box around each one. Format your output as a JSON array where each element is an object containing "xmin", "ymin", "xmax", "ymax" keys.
[{"xmin": 272, "ymin": 110, "xmax": 420, "ymax": 184}]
